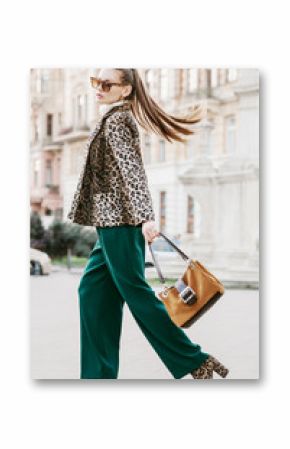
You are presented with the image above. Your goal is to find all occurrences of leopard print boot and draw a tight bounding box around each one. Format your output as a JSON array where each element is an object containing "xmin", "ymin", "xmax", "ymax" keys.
[{"xmin": 191, "ymin": 355, "xmax": 229, "ymax": 379}]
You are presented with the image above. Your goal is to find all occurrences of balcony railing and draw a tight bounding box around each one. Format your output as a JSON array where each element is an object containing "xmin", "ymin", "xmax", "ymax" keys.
[
  {"xmin": 59, "ymin": 124, "xmax": 90, "ymax": 135},
  {"xmin": 43, "ymin": 135, "xmax": 53, "ymax": 144},
  {"xmin": 45, "ymin": 184, "xmax": 59, "ymax": 194}
]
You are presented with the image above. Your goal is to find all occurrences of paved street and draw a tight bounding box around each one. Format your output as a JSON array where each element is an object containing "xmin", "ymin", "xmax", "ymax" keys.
[{"xmin": 30, "ymin": 270, "xmax": 259, "ymax": 380}]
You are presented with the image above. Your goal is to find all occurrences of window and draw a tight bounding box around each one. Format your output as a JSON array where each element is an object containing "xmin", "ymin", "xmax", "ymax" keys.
[
  {"xmin": 46, "ymin": 113, "xmax": 53, "ymax": 136},
  {"xmin": 225, "ymin": 115, "xmax": 236, "ymax": 154},
  {"xmin": 75, "ymin": 93, "xmax": 88, "ymax": 128},
  {"xmin": 55, "ymin": 208, "xmax": 63, "ymax": 220},
  {"xmin": 44, "ymin": 208, "xmax": 52, "ymax": 216},
  {"xmin": 227, "ymin": 68, "xmax": 238, "ymax": 82},
  {"xmin": 158, "ymin": 140, "xmax": 166, "ymax": 162},
  {"xmin": 201, "ymin": 118, "xmax": 214, "ymax": 155},
  {"xmin": 45, "ymin": 160, "xmax": 53, "ymax": 185},
  {"xmin": 187, "ymin": 195, "xmax": 195, "ymax": 233},
  {"xmin": 219, "ymin": 69, "xmax": 227, "ymax": 85},
  {"xmin": 170, "ymin": 70, "xmax": 177, "ymax": 98},
  {"xmin": 205, "ymin": 69, "xmax": 220, "ymax": 91},
  {"xmin": 84, "ymin": 94, "xmax": 88, "ymax": 124},
  {"xmin": 145, "ymin": 69, "xmax": 154, "ymax": 92},
  {"xmin": 160, "ymin": 69, "xmax": 169, "ymax": 100},
  {"xmin": 36, "ymin": 71, "xmax": 42, "ymax": 94},
  {"xmin": 186, "ymin": 196, "xmax": 201, "ymax": 236},
  {"xmin": 210, "ymin": 68, "xmax": 218, "ymax": 88},
  {"xmin": 77, "ymin": 94, "xmax": 83, "ymax": 123},
  {"xmin": 160, "ymin": 191, "xmax": 166, "ymax": 232},
  {"xmin": 34, "ymin": 159, "xmax": 40, "ymax": 188},
  {"xmin": 143, "ymin": 133, "xmax": 151, "ymax": 164},
  {"xmin": 40, "ymin": 70, "xmax": 49, "ymax": 94},
  {"xmin": 187, "ymin": 69, "xmax": 198, "ymax": 93},
  {"xmin": 33, "ymin": 120, "xmax": 39, "ymax": 143}
]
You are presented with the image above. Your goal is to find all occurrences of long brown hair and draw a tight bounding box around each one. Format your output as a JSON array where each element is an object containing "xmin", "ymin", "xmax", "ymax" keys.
[{"xmin": 115, "ymin": 68, "xmax": 206, "ymax": 143}]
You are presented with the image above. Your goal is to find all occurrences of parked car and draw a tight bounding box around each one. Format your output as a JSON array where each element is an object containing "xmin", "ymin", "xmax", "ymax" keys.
[
  {"xmin": 30, "ymin": 248, "xmax": 52, "ymax": 275},
  {"xmin": 145, "ymin": 235, "xmax": 181, "ymax": 269}
]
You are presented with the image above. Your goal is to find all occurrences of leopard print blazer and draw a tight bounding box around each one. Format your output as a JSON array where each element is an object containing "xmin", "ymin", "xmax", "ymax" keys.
[{"xmin": 67, "ymin": 102, "xmax": 155, "ymax": 227}]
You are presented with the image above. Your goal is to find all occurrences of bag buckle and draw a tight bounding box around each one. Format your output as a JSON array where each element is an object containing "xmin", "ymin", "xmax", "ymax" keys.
[
  {"xmin": 179, "ymin": 286, "xmax": 197, "ymax": 305},
  {"xmin": 175, "ymin": 279, "xmax": 197, "ymax": 305}
]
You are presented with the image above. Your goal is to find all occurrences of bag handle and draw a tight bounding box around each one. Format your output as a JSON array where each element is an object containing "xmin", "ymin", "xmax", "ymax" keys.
[{"xmin": 148, "ymin": 232, "xmax": 192, "ymax": 285}]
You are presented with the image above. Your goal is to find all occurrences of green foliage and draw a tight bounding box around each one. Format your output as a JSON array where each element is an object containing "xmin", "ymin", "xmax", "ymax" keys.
[
  {"xmin": 72, "ymin": 227, "xmax": 98, "ymax": 257},
  {"xmin": 51, "ymin": 256, "xmax": 88, "ymax": 267},
  {"xmin": 46, "ymin": 220, "xmax": 70, "ymax": 258},
  {"xmin": 30, "ymin": 211, "xmax": 49, "ymax": 251},
  {"xmin": 30, "ymin": 212, "xmax": 97, "ymax": 258},
  {"xmin": 30, "ymin": 211, "xmax": 45, "ymax": 240}
]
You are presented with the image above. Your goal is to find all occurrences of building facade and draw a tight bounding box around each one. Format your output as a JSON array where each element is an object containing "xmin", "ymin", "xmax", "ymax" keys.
[
  {"xmin": 29, "ymin": 68, "xmax": 259, "ymax": 284},
  {"xmin": 139, "ymin": 68, "xmax": 259, "ymax": 284},
  {"xmin": 30, "ymin": 68, "xmax": 64, "ymax": 228}
]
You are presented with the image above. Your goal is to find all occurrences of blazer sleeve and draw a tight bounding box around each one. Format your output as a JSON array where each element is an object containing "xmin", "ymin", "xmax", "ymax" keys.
[{"xmin": 105, "ymin": 113, "xmax": 155, "ymax": 224}]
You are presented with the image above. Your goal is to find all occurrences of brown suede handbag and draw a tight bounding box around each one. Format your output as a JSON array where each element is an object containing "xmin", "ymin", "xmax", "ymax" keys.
[{"xmin": 148, "ymin": 232, "xmax": 225, "ymax": 328}]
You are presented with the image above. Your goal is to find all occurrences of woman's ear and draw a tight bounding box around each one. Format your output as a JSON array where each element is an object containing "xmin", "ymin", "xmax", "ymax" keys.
[{"xmin": 123, "ymin": 84, "xmax": 132, "ymax": 98}]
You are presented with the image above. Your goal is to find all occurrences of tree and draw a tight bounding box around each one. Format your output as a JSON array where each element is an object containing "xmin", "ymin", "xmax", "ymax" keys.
[
  {"xmin": 46, "ymin": 220, "xmax": 70, "ymax": 258},
  {"xmin": 30, "ymin": 211, "xmax": 45, "ymax": 240},
  {"xmin": 73, "ymin": 227, "xmax": 97, "ymax": 257},
  {"xmin": 31, "ymin": 213, "xmax": 97, "ymax": 265},
  {"xmin": 30, "ymin": 211, "xmax": 49, "ymax": 251},
  {"xmin": 62, "ymin": 223, "xmax": 82, "ymax": 268}
]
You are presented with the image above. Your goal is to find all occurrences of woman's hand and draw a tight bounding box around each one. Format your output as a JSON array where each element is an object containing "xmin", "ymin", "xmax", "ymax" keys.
[{"xmin": 142, "ymin": 220, "xmax": 160, "ymax": 244}]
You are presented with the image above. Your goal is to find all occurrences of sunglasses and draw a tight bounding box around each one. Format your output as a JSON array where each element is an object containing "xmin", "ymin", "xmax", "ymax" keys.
[{"xmin": 90, "ymin": 77, "xmax": 124, "ymax": 92}]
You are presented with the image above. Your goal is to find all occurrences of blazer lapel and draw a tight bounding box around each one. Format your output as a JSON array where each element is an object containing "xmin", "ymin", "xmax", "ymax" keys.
[
  {"xmin": 77, "ymin": 102, "xmax": 132, "ymax": 191},
  {"xmin": 87, "ymin": 102, "xmax": 131, "ymax": 146}
]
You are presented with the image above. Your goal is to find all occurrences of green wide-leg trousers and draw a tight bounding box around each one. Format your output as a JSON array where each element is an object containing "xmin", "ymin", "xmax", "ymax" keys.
[{"xmin": 78, "ymin": 224, "xmax": 209, "ymax": 379}]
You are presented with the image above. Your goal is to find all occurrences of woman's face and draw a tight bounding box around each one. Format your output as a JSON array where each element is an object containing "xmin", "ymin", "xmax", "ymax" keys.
[{"xmin": 94, "ymin": 69, "xmax": 132, "ymax": 104}]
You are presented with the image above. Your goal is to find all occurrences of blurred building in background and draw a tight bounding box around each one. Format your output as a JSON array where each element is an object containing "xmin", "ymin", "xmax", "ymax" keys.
[{"xmin": 29, "ymin": 68, "xmax": 259, "ymax": 284}]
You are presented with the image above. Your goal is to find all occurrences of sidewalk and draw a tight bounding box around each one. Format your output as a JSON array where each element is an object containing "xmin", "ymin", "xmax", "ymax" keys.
[{"xmin": 31, "ymin": 271, "xmax": 259, "ymax": 380}]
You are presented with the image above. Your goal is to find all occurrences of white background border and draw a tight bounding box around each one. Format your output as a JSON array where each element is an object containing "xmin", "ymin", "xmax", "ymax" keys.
[{"xmin": 0, "ymin": 0, "xmax": 287, "ymax": 447}]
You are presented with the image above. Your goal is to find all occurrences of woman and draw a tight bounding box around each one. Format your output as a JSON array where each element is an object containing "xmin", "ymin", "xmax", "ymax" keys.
[{"xmin": 67, "ymin": 68, "xmax": 229, "ymax": 379}]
